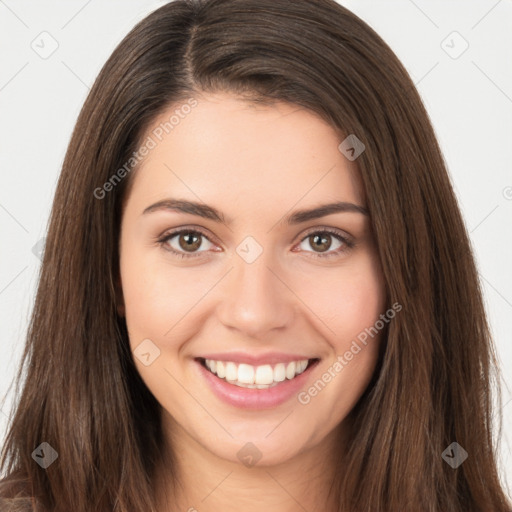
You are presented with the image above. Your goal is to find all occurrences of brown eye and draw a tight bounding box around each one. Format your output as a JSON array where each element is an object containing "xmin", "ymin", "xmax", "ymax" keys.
[
  {"xmin": 308, "ymin": 233, "xmax": 332, "ymax": 253},
  {"xmin": 296, "ymin": 229, "xmax": 353, "ymax": 259},
  {"xmin": 159, "ymin": 229, "xmax": 215, "ymax": 257},
  {"xmin": 178, "ymin": 232, "xmax": 203, "ymax": 252}
]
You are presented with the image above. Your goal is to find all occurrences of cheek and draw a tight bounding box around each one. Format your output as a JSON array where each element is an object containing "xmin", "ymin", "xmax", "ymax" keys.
[
  {"xmin": 293, "ymin": 260, "xmax": 385, "ymax": 422},
  {"xmin": 120, "ymin": 244, "xmax": 219, "ymax": 349},
  {"xmin": 293, "ymin": 253, "xmax": 386, "ymax": 350}
]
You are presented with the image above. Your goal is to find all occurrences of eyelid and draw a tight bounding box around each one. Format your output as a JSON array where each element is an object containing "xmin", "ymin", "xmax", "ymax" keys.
[
  {"xmin": 298, "ymin": 225, "xmax": 353, "ymax": 243},
  {"xmin": 158, "ymin": 225, "xmax": 218, "ymax": 245}
]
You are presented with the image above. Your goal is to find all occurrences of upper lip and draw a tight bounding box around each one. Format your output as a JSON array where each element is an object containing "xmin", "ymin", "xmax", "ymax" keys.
[{"xmin": 196, "ymin": 352, "xmax": 319, "ymax": 366}]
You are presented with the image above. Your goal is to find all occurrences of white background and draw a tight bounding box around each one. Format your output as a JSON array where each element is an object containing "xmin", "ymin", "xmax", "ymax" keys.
[{"xmin": 0, "ymin": 0, "xmax": 511, "ymax": 498}]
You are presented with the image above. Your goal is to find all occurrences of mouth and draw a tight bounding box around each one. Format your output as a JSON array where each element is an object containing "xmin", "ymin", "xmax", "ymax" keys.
[{"xmin": 195, "ymin": 357, "xmax": 321, "ymax": 389}]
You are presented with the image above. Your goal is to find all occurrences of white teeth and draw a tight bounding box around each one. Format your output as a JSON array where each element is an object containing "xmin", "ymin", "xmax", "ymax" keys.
[
  {"xmin": 225, "ymin": 362, "xmax": 238, "ymax": 381},
  {"xmin": 255, "ymin": 364, "xmax": 274, "ymax": 385},
  {"xmin": 237, "ymin": 363, "xmax": 255, "ymax": 384},
  {"xmin": 216, "ymin": 360, "xmax": 226, "ymax": 378},
  {"xmin": 274, "ymin": 363, "xmax": 286, "ymax": 382},
  {"xmin": 203, "ymin": 358, "xmax": 312, "ymax": 387}
]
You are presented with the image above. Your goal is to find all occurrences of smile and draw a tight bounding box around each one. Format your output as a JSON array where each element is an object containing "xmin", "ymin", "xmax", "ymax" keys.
[{"xmin": 200, "ymin": 358, "xmax": 315, "ymax": 389}]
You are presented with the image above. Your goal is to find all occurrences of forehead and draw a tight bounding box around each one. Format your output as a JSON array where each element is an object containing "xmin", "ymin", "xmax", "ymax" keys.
[{"xmin": 124, "ymin": 92, "xmax": 365, "ymax": 216}]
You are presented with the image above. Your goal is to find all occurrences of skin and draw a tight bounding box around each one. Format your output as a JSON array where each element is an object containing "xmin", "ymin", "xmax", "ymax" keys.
[{"xmin": 118, "ymin": 92, "xmax": 387, "ymax": 511}]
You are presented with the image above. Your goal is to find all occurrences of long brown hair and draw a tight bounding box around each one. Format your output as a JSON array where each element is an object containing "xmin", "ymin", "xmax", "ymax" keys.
[{"xmin": 1, "ymin": 0, "xmax": 510, "ymax": 510}]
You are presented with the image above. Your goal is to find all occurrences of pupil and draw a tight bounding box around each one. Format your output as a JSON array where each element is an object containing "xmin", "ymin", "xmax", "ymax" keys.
[
  {"xmin": 179, "ymin": 233, "xmax": 201, "ymax": 251},
  {"xmin": 311, "ymin": 234, "xmax": 331, "ymax": 252}
]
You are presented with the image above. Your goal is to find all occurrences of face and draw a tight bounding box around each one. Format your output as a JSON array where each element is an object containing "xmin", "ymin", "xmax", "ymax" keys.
[{"xmin": 118, "ymin": 92, "xmax": 387, "ymax": 467}]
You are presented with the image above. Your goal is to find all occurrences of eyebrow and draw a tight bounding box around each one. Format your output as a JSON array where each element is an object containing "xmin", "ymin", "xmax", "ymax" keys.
[{"xmin": 142, "ymin": 198, "xmax": 369, "ymax": 225}]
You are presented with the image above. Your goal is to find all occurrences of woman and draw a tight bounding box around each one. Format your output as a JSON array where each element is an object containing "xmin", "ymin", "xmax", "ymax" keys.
[{"xmin": 1, "ymin": 0, "xmax": 510, "ymax": 510}]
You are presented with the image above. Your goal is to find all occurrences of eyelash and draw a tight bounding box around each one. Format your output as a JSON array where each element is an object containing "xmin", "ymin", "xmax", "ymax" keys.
[{"xmin": 157, "ymin": 226, "xmax": 355, "ymax": 260}]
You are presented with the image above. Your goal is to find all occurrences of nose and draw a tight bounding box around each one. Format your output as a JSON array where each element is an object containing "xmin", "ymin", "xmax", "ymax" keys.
[{"xmin": 216, "ymin": 250, "xmax": 295, "ymax": 339}]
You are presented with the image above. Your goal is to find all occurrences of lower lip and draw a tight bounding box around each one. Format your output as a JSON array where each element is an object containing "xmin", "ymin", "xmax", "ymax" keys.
[{"xmin": 194, "ymin": 358, "xmax": 320, "ymax": 410}]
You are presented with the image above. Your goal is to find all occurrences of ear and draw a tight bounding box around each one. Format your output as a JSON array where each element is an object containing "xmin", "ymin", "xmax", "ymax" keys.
[{"xmin": 115, "ymin": 274, "xmax": 125, "ymax": 317}]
